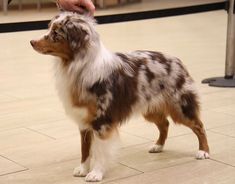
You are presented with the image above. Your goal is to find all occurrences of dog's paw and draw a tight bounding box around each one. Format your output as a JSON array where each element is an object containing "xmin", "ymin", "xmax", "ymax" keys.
[
  {"xmin": 73, "ymin": 165, "xmax": 89, "ymax": 177},
  {"xmin": 195, "ymin": 150, "xmax": 210, "ymax": 160},
  {"xmin": 149, "ymin": 144, "xmax": 164, "ymax": 153},
  {"xmin": 85, "ymin": 170, "xmax": 103, "ymax": 182}
]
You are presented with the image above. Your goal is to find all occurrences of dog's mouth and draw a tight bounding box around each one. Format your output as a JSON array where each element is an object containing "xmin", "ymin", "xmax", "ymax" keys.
[
  {"xmin": 44, "ymin": 50, "xmax": 54, "ymax": 54},
  {"xmin": 38, "ymin": 49, "xmax": 54, "ymax": 55}
]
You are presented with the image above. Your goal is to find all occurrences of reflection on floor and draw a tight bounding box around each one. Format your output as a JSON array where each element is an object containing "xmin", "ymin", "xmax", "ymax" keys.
[{"xmin": 0, "ymin": 10, "xmax": 235, "ymax": 184}]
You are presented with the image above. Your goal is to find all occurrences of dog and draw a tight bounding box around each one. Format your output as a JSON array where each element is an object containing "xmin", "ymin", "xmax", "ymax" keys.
[{"xmin": 30, "ymin": 12, "xmax": 209, "ymax": 182}]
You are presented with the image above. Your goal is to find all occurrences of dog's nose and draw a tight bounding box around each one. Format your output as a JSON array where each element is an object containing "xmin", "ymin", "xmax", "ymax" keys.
[{"xmin": 30, "ymin": 40, "xmax": 35, "ymax": 47}]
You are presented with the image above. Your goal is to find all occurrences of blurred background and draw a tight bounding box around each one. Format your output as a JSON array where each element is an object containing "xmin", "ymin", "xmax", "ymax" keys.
[
  {"xmin": 0, "ymin": 0, "xmax": 225, "ymax": 23},
  {"xmin": 0, "ymin": 1, "xmax": 235, "ymax": 184}
]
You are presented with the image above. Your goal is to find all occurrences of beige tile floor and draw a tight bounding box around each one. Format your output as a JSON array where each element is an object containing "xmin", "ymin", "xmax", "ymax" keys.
[{"xmin": 0, "ymin": 9, "xmax": 235, "ymax": 184}]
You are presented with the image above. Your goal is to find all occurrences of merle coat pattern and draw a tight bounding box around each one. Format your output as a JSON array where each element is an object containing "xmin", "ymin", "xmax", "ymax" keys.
[{"xmin": 30, "ymin": 12, "xmax": 210, "ymax": 182}]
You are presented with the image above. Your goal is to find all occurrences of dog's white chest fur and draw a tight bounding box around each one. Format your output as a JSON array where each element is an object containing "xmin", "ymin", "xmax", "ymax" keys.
[{"xmin": 54, "ymin": 62, "xmax": 89, "ymax": 130}]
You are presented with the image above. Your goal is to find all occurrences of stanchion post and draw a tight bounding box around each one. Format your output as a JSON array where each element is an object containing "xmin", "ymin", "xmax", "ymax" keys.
[
  {"xmin": 225, "ymin": 0, "xmax": 235, "ymax": 78},
  {"xmin": 202, "ymin": 0, "xmax": 235, "ymax": 87}
]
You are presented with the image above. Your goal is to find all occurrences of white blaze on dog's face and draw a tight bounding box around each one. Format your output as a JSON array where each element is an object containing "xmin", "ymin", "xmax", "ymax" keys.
[{"xmin": 30, "ymin": 12, "xmax": 94, "ymax": 61}]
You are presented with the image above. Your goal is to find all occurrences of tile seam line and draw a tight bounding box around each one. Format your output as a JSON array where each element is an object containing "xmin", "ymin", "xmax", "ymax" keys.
[
  {"xmin": 207, "ymin": 129, "xmax": 235, "ymax": 138},
  {"xmin": 0, "ymin": 168, "xmax": 29, "ymax": 177},
  {"xmin": 120, "ymin": 141, "xmax": 153, "ymax": 151},
  {"xmin": 120, "ymin": 130, "xmax": 153, "ymax": 141},
  {"xmin": 210, "ymin": 158, "xmax": 235, "ymax": 168},
  {"xmin": 121, "ymin": 141, "xmax": 153, "ymax": 149},
  {"xmin": 24, "ymin": 127, "xmax": 57, "ymax": 140},
  {"xmin": 115, "ymin": 160, "xmax": 195, "ymax": 182},
  {"xmin": 102, "ymin": 172, "xmax": 144, "ymax": 184},
  {"xmin": 118, "ymin": 162, "xmax": 144, "ymax": 174},
  {"xmin": 0, "ymin": 154, "xmax": 28, "ymax": 169},
  {"xmin": 0, "ymin": 118, "xmax": 67, "ymax": 132},
  {"xmin": 120, "ymin": 160, "xmax": 195, "ymax": 173},
  {"xmin": 120, "ymin": 130, "xmax": 194, "ymax": 141},
  {"xmin": 206, "ymin": 122, "xmax": 235, "ymax": 131},
  {"xmin": 210, "ymin": 110, "xmax": 235, "ymax": 118}
]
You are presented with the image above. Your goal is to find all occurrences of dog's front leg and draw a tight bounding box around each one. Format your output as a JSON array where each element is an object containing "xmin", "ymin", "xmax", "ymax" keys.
[
  {"xmin": 85, "ymin": 118, "xmax": 119, "ymax": 182},
  {"xmin": 73, "ymin": 129, "xmax": 92, "ymax": 177}
]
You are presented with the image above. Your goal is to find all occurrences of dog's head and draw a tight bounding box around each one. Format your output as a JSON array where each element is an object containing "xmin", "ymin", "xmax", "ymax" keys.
[{"xmin": 30, "ymin": 12, "xmax": 97, "ymax": 60}]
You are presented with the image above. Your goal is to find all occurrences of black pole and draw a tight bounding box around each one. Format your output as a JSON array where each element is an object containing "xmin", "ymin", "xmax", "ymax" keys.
[{"xmin": 202, "ymin": 0, "xmax": 235, "ymax": 87}]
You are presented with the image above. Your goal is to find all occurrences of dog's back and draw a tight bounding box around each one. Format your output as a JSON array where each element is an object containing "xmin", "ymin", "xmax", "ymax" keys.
[{"xmin": 86, "ymin": 50, "xmax": 199, "ymax": 124}]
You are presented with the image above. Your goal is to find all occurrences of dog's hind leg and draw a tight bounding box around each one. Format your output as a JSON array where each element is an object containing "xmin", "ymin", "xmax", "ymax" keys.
[
  {"xmin": 188, "ymin": 119, "xmax": 210, "ymax": 159},
  {"xmin": 175, "ymin": 116, "xmax": 210, "ymax": 159},
  {"xmin": 169, "ymin": 92, "xmax": 210, "ymax": 159},
  {"xmin": 144, "ymin": 112, "xmax": 169, "ymax": 153},
  {"xmin": 73, "ymin": 129, "xmax": 92, "ymax": 177}
]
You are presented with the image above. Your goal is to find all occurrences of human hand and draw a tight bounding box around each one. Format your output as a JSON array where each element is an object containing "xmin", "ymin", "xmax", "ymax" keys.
[{"xmin": 57, "ymin": 0, "xmax": 95, "ymax": 15}]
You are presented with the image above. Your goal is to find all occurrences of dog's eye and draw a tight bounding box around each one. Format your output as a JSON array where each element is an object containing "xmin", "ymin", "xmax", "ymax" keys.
[
  {"xmin": 53, "ymin": 30, "xmax": 58, "ymax": 36},
  {"xmin": 55, "ymin": 29, "xmax": 63, "ymax": 37},
  {"xmin": 52, "ymin": 30, "xmax": 64, "ymax": 42}
]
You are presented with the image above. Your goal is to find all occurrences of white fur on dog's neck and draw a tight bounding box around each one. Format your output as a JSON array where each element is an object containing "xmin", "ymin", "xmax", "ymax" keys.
[
  {"xmin": 63, "ymin": 39, "xmax": 121, "ymax": 88},
  {"xmin": 54, "ymin": 39, "xmax": 122, "ymax": 108},
  {"xmin": 53, "ymin": 12, "xmax": 122, "ymax": 89}
]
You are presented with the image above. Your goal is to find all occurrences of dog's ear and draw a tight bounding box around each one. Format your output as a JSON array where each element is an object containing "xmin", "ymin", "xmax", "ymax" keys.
[{"xmin": 65, "ymin": 21, "xmax": 89, "ymax": 51}]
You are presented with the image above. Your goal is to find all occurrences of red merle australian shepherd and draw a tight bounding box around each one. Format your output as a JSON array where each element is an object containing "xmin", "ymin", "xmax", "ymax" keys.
[{"xmin": 31, "ymin": 12, "xmax": 209, "ymax": 182}]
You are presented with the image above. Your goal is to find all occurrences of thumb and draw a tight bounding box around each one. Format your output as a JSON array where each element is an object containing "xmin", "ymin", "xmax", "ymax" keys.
[{"xmin": 80, "ymin": 0, "xmax": 95, "ymax": 15}]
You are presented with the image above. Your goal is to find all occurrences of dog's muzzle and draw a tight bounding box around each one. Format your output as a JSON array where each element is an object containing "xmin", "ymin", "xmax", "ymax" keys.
[{"xmin": 30, "ymin": 40, "xmax": 36, "ymax": 47}]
